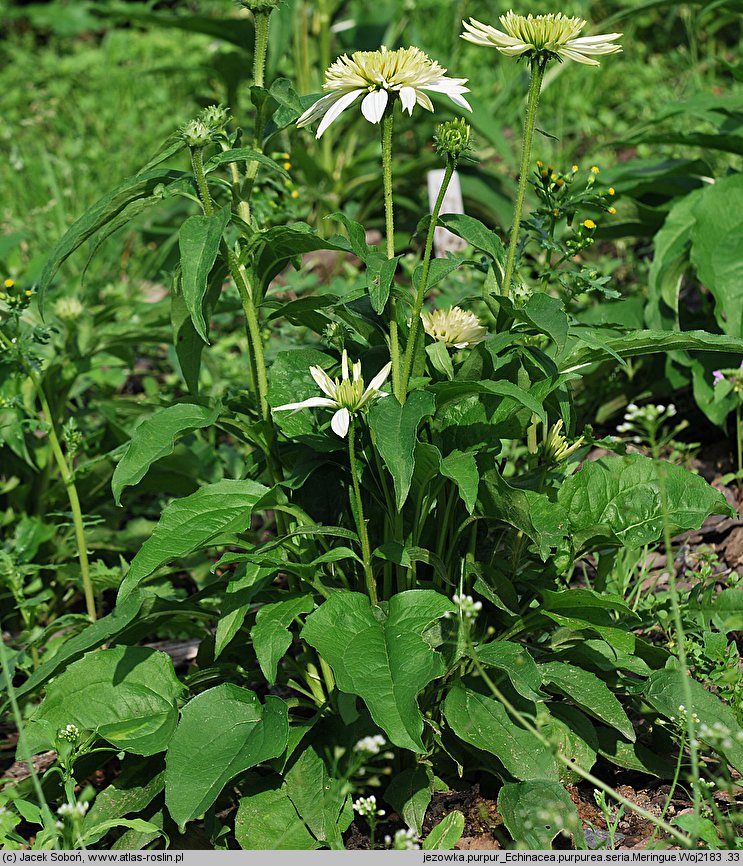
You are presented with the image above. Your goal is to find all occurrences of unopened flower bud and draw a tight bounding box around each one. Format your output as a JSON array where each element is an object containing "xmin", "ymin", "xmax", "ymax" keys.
[
  {"xmin": 433, "ymin": 118, "xmax": 473, "ymax": 160},
  {"xmin": 180, "ymin": 119, "xmax": 213, "ymax": 148},
  {"xmin": 200, "ymin": 104, "xmax": 231, "ymax": 132}
]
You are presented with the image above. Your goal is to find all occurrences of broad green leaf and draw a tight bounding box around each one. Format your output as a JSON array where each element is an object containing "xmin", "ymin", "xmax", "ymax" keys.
[
  {"xmin": 498, "ymin": 781, "xmax": 584, "ymax": 848},
  {"xmin": 284, "ymin": 746, "xmax": 350, "ymax": 848},
  {"xmin": 179, "ymin": 206, "xmax": 230, "ymax": 341},
  {"xmin": 413, "ymin": 255, "xmax": 464, "ymax": 291},
  {"xmin": 595, "ymin": 728, "xmax": 671, "ymax": 777},
  {"xmin": 477, "ymin": 642, "xmax": 543, "ymax": 702},
  {"xmin": 422, "ymin": 811, "xmax": 465, "ymax": 851},
  {"xmin": 559, "ymin": 455, "xmax": 732, "ymax": 552},
  {"xmin": 385, "ymin": 765, "xmax": 433, "ymax": 836},
  {"xmin": 302, "ymin": 591, "xmax": 453, "ymax": 752},
  {"xmin": 672, "ymin": 814, "xmax": 721, "ymax": 847},
  {"xmin": 539, "ymin": 588, "xmax": 638, "ymax": 654},
  {"xmin": 38, "ymin": 168, "xmax": 184, "ymax": 305},
  {"xmin": 691, "ymin": 173, "xmax": 743, "ymax": 338},
  {"xmin": 24, "ymin": 647, "xmax": 181, "ymax": 757},
  {"xmin": 368, "ymin": 392, "xmax": 436, "ymax": 509},
  {"xmin": 477, "ymin": 470, "xmax": 567, "ymax": 559},
  {"xmin": 85, "ymin": 757, "xmax": 164, "ymax": 829},
  {"xmin": 204, "ymin": 148, "xmax": 290, "ymax": 180},
  {"xmin": 525, "ymin": 294, "xmax": 569, "ymax": 354},
  {"xmin": 267, "ymin": 348, "xmax": 335, "ymax": 443},
  {"xmin": 165, "ymin": 685, "xmax": 288, "ymax": 829},
  {"xmin": 251, "ymin": 595, "xmax": 315, "ymax": 685},
  {"xmin": 543, "ymin": 704, "xmax": 598, "ymax": 782},
  {"xmin": 215, "ymin": 565, "xmax": 277, "ymax": 659},
  {"xmin": 539, "ymin": 662, "xmax": 635, "ymax": 741},
  {"xmin": 443, "ymin": 682, "xmax": 559, "ymax": 780},
  {"xmin": 431, "ymin": 380, "xmax": 547, "ymax": 425},
  {"xmin": 118, "ymin": 480, "xmax": 269, "ymax": 601},
  {"xmin": 236, "ymin": 785, "xmax": 319, "ymax": 850},
  {"xmin": 82, "ymin": 818, "xmax": 165, "ymax": 848},
  {"xmin": 560, "ymin": 330, "xmax": 743, "ymax": 373},
  {"xmin": 326, "ymin": 212, "xmax": 369, "ymax": 261},
  {"xmin": 440, "ymin": 450, "xmax": 479, "ymax": 515},
  {"xmin": 645, "ymin": 669, "xmax": 743, "ymax": 772},
  {"xmin": 438, "ymin": 213, "xmax": 505, "ymax": 266},
  {"xmin": 426, "ymin": 340, "xmax": 454, "ymax": 380},
  {"xmin": 112, "ymin": 403, "xmax": 220, "ymax": 505},
  {"xmin": 368, "ymin": 254, "xmax": 399, "ymax": 314}
]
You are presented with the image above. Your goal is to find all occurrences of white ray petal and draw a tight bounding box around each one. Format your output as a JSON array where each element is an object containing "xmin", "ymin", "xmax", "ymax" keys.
[
  {"xmin": 365, "ymin": 362, "xmax": 392, "ymax": 395},
  {"xmin": 361, "ymin": 88, "xmax": 389, "ymax": 124},
  {"xmin": 557, "ymin": 46, "xmax": 600, "ymax": 65},
  {"xmin": 315, "ymin": 88, "xmax": 364, "ymax": 138},
  {"xmin": 331, "ymin": 407, "xmax": 351, "ymax": 438},
  {"xmin": 341, "ymin": 349, "xmax": 350, "ymax": 381},
  {"xmin": 273, "ymin": 397, "xmax": 337, "ymax": 412},
  {"xmin": 399, "ymin": 86, "xmax": 417, "ymax": 114},
  {"xmin": 310, "ymin": 365, "xmax": 338, "ymax": 398}
]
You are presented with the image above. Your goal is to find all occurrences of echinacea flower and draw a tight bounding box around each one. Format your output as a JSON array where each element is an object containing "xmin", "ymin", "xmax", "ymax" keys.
[
  {"xmin": 273, "ymin": 350, "xmax": 391, "ymax": 438},
  {"xmin": 421, "ymin": 306, "xmax": 487, "ymax": 349},
  {"xmin": 297, "ymin": 46, "xmax": 471, "ymax": 138},
  {"xmin": 461, "ymin": 12, "xmax": 622, "ymax": 67}
]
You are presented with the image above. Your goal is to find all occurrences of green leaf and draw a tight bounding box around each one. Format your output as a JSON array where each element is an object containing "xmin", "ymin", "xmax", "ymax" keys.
[
  {"xmin": 385, "ymin": 765, "xmax": 433, "ymax": 836},
  {"xmin": 691, "ymin": 173, "xmax": 743, "ymax": 338},
  {"xmin": 165, "ymin": 685, "xmax": 288, "ymax": 829},
  {"xmin": 251, "ymin": 595, "xmax": 315, "ymax": 685},
  {"xmin": 595, "ymin": 728, "xmax": 671, "ymax": 777},
  {"xmin": 236, "ymin": 785, "xmax": 319, "ymax": 850},
  {"xmin": 443, "ymin": 682, "xmax": 559, "ymax": 780},
  {"xmin": 426, "ymin": 340, "xmax": 454, "ymax": 380},
  {"xmin": 559, "ymin": 454, "xmax": 732, "ymax": 552},
  {"xmin": 326, "ymin": 212, "xmax": 369, "ymax": 261},
  {"xmin": 24, "ymin": 647, "xmax": 181, "ymax": 757},
  {"xmin": 284, "ymin": 746, "xmax": 350, "ymax": 848},
  {"xmin": 477, "ymin": 642, "xmax": 544, "ymax": 702},
  {"xmin": 539, "ymin": 662, "xmax": 635, "ymax": 741},
  {"xmin": 118, "ymin": 480, "xmax": 269, "ymax": 601},
  {"xmin": 422, "ymin": 811, "xmax": 465, "ymax": 851},
  {"xmin": 560, "ymin": 330, "xmax": 743, "ymax": 373},
  {"xmin": 645, "ymin": 669, "xmax": 743, "ymax": 772},
  {"xmin": 543, "ymin": 704, "xmax": 598, "ymax": 782},
  {"xmin": 215, "ymin": 564, "xmax": 277, "ymax": 659},
  {"xmin": 179, "ymin": 206, "xmax": 230, "ymax": 342},
  {"xmin": 85, "ymin": 757, "xmax": 164, "ymax": 829},
  {"xmin": 440, "ymin": 450, "xmax": 479, "ymax": 515},
  {"xmin": 369, "ymin": 392, "xmax": 436, "ymax": 510},
  {"xmin": 204, "ymin": 148, "xmax": 290, "ymax": 180},
  {"xmin": 302, "ymin": 590, "xmax": 453, "ymax": 752},
  {"xmin": 498, "ymin": 781, "xmax": 584, "ymax": 848},
  {"xmin": 539, "ymin": 588, "xmax": 638, "ymax": 654},
  {"xmin": 112, "ymin": 403, "xmax": 220, "ymax": 505},
  {"xmin": 413, "ymin": 255, "xmax": 463, "ymax": 291},
  {"xmin": 477, "ymin": 470, "xmax": 567, "ymax": 559},
  {"xmin": 368, "ymin": 254, "xmax": 399, "ymax": 314},
  {"xmin": 37, "ymin": 168, "xmax": 183, "ymax": 306},
  {"xmin": 267, "ymin": 348, "xmax": 335, "ymax": 442},
  {"xmin": 524, "ymin": 294, "xmax": 569, "ymax": 355},
  {"xmin": 438, "ymin": 213, "xmax": 505, "ymax": 267}
]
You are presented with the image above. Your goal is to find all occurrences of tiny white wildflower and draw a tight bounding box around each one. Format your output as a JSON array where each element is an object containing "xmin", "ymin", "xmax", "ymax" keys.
[
  {"xmin": 387, "ymin": 827, "xmax": 421, "ymax": 850},
  {"xmin": 355, "ymin": 734, "xmax": 387, "ymax": 755},
  {"xmin": 353, "ymin": 794, "xmax": 385, "ymax": 818}
]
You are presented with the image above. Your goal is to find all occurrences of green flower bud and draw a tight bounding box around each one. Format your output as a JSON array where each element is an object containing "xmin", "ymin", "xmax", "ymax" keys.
[
  {"xmin": 237, "ymin": 0, "xmax": 280, "ymax": 12},
  {"xmin": 179, "ymin": 118, "xmax": 213, "ymax": 148},
  {"xmin": 200, "ymin": 104, "xmax": 230, "ymax": 132},
  {"xmin": 433, "ymin": 118, "xmax": 473, "ymax": 160}
]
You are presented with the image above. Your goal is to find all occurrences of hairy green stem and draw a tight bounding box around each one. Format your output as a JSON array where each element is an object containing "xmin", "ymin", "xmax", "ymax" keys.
[
  {"xmin": 502, "ymin": 59, "xmax": 546, "ymax": 299},
  {"xmin": 381, "ymin": 112, "xmax": 401, "ymax": 401},
  {"xmin": 401, "ymin": 159, "xmax": 456, "ymax": 397},
  {"xmin": 190, "ymin": 146, "xmax": 214, "ymax": 217},
  {"xmin": 0, "ymin": 332, "xmax": 96, "ymax": 620},
  {"xmin": 348, "ymin": 417, "xmax": 377, "ymax": 605}
]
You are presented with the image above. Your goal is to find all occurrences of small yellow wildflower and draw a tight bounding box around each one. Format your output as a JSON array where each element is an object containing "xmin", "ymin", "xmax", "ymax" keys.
[
  {"xmin": 540, "ymin": 169, "xmax": 548, "ymax": 178},
  {"xmin": 552, "ymin": 208, "xmax": 559, "ymax": 217},
  {"xmin": 4, "ymin": 279, "xmax": 14, "ymax": 288},
  {"xmin": 590, "ymin": 165, "xmax": 600, "ymax": 174},
  {"xmin": 608, "ymin": 206, "xmax": 617, "ymax": 215},
  {"xmin": 25, "ymin": 290, "xmax": 33, "ymax": 297},
  {"xmin": 291, "ymin": 190, "xmax": 299, "ymax": 199},
  {"xmin": 608, "ymin": 187, "xmax": 615, "ymax": 195},
  {"xmin": 282, "ymin": 152, "xmax": 290, "ymax": 159},
  {"xmin": 572, "ymin": 164, "xmax": 579, "ymax": 173},
  {"xmin": 583, "ymin": 219, "xmax": 596, "ymax": 230},
  {"xmin": 536, "ymin": 159, "xmax": 543, "ymax": 167}
]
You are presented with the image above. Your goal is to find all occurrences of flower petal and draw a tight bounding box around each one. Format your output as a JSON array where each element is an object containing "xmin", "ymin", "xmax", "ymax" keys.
[
  {"xmin": 361, "ymin": 88, "xmax": 389, "ymax": 124},
  {"xmin": 273, "ymin": 397, "xmax": 337, "ymax": 412},
  {"xmin": 341, "ymin": 349, "xmax": 350, "ymax": 381},
  {"xmin": 399, "ymin": 86, "xmax": 417, "ymax": 114},
  {"xmin": 365, "ymin": 361, "xmax": 392, "ymax": 395},
  {"xmin": 315, "ymin": 88, "xmax": 364, "ymax": 138},
  {"xmin": 310, "ymin": 365, "xmax": 338, "ymax": 398},
  {"xmin": 331, "ymin": 407, "xmax": 351, "ymax": 438}
]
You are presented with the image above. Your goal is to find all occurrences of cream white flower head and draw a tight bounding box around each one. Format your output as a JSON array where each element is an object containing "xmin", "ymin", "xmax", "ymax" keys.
[
  {"xmin": 297, "ymin": 46, "xmax": 471, "ymax": 138},
  {"xmin": 272, "ymin": 350, "xmax": 391, "ymax": 438},
  {"xmin": 421, "ymin": 306, "xmax": 487, "ymax": 349},
  {"xmin": 461, "ymin": 12, "xmax": 622, "ymax": 67}
]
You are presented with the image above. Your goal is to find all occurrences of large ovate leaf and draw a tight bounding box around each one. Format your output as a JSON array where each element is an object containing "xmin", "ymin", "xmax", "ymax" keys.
[
  {"xmin": 645, "ymin": 669, "xmax": 743, "ymax": 772},
  {"xmin": 165, "ymin": 685, "xmax": 288, "ymax": 829},
  {"xmin": 251, "ymin": 595, "xmax": 315, "ymax": 685},
  {"xmin": 498, "ymin": 781, "xmax": 584, "ymax": 848},
  {"xmin": 422, "ymin": 811, "xmax": 465, "ymax": 851},
  {"xmin": 112, "ymin": 403, "xmax": 220, "ymax": 505},
  {"xmin": 24, "ymin": 647, "xmax": 181, "ymax": 757},
  {"xmin": 437, "ymin": 213, "xmax": 505, "ymax": 266},
  {"xmin": 477, "ymin": 642, "xmax": 544, "ymax": 702},
  {"xmin": 539, "ymin": 589, "xmax": 638, "ymax": 654},
  {"xmin": 236, "ymin": 785, "xmax": 319, "ymax": 850},
  {"xmin": 368, "ymin": 392, "xmax": 436, "ymax": 509},
  {"xmin": 284, "ymin": 746, "xmax": 350, "ymax": 848},
  {"xmin": 443, "ymin": 682, "xmax": 559, "ymax": 780},
  {"xmin": 118, "ymin": 480, "xmax": 269, "ymax": 601},
  {"xmin": 539, "ymin": 662, "xmax": 635, "ymax": 741},
  {"xmin": 559, "ymin": 454, "xmax": 732, "ymax": 552},
  {"xmin": 301, "ymin": 590, "xmax": 453, "ymax": 752},
  {"xmin": 385, "ymin": 765, "xmax": 433, "ymax": 836},
  {"xmin": 179, "ymin": 206, "xmax": 230, "ymax": 341}
]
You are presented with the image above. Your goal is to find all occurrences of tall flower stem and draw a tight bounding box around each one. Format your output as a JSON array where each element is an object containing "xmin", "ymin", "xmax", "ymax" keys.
[
  {"xmin": 0, "ymin": 332, "xmax": 96, "ymax": 620},
  {"xmin": 400, "ymin": 160, "xmax": 456, "ymax": 397},
  {"xmin": 381, "ymin": 112, "xmax": 402, "ymax": 401},
  {"xmin": 501, "ymin": 58, "xmax": 546, "ymax": 299},
  {"xmin": 241, "ymin": 10, "xmax": 273, "ymax": 223},
  {"xmin": 348, "ymin": 417, "xmax": 377, "ymax": 605},
  {"xmin": 189, "ymin": 147, "xmax": 214, "ymax": 217}
]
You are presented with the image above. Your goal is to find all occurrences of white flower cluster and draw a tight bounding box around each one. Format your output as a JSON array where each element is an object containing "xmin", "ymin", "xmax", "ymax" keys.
[
  {"xmin": 355, "ymin": 734, "xmax": 386, "ymax": 755},
  {"xmin": 57, "ymin": 723, "xmax": 80, "ymax": 743},
  {"xmin": 669, "ymin": 703, "xmax": 701, "ymax": 726},
  {"xmin": 57, "ymin": 801, "xmax": 88, "ymax": 818},
  {"xmin": 617, "ymin": 402, "xmax": 676, "ymax": 433},
  {"xmin": 444, "ymin": 593, "xmax": 482, "ymax": 621},
  {"xmin": 353, "ymin": 795, "xmax": 385, "ymax": 818},
  {"xmin": 384, "ymin": 828, "xmax": 421, "ymax": 849}
]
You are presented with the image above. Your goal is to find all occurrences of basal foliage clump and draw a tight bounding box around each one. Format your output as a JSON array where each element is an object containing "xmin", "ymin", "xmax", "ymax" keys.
[{"xmin": 2, "ymin": 2, "xmax": 743, "ymax": 852}]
